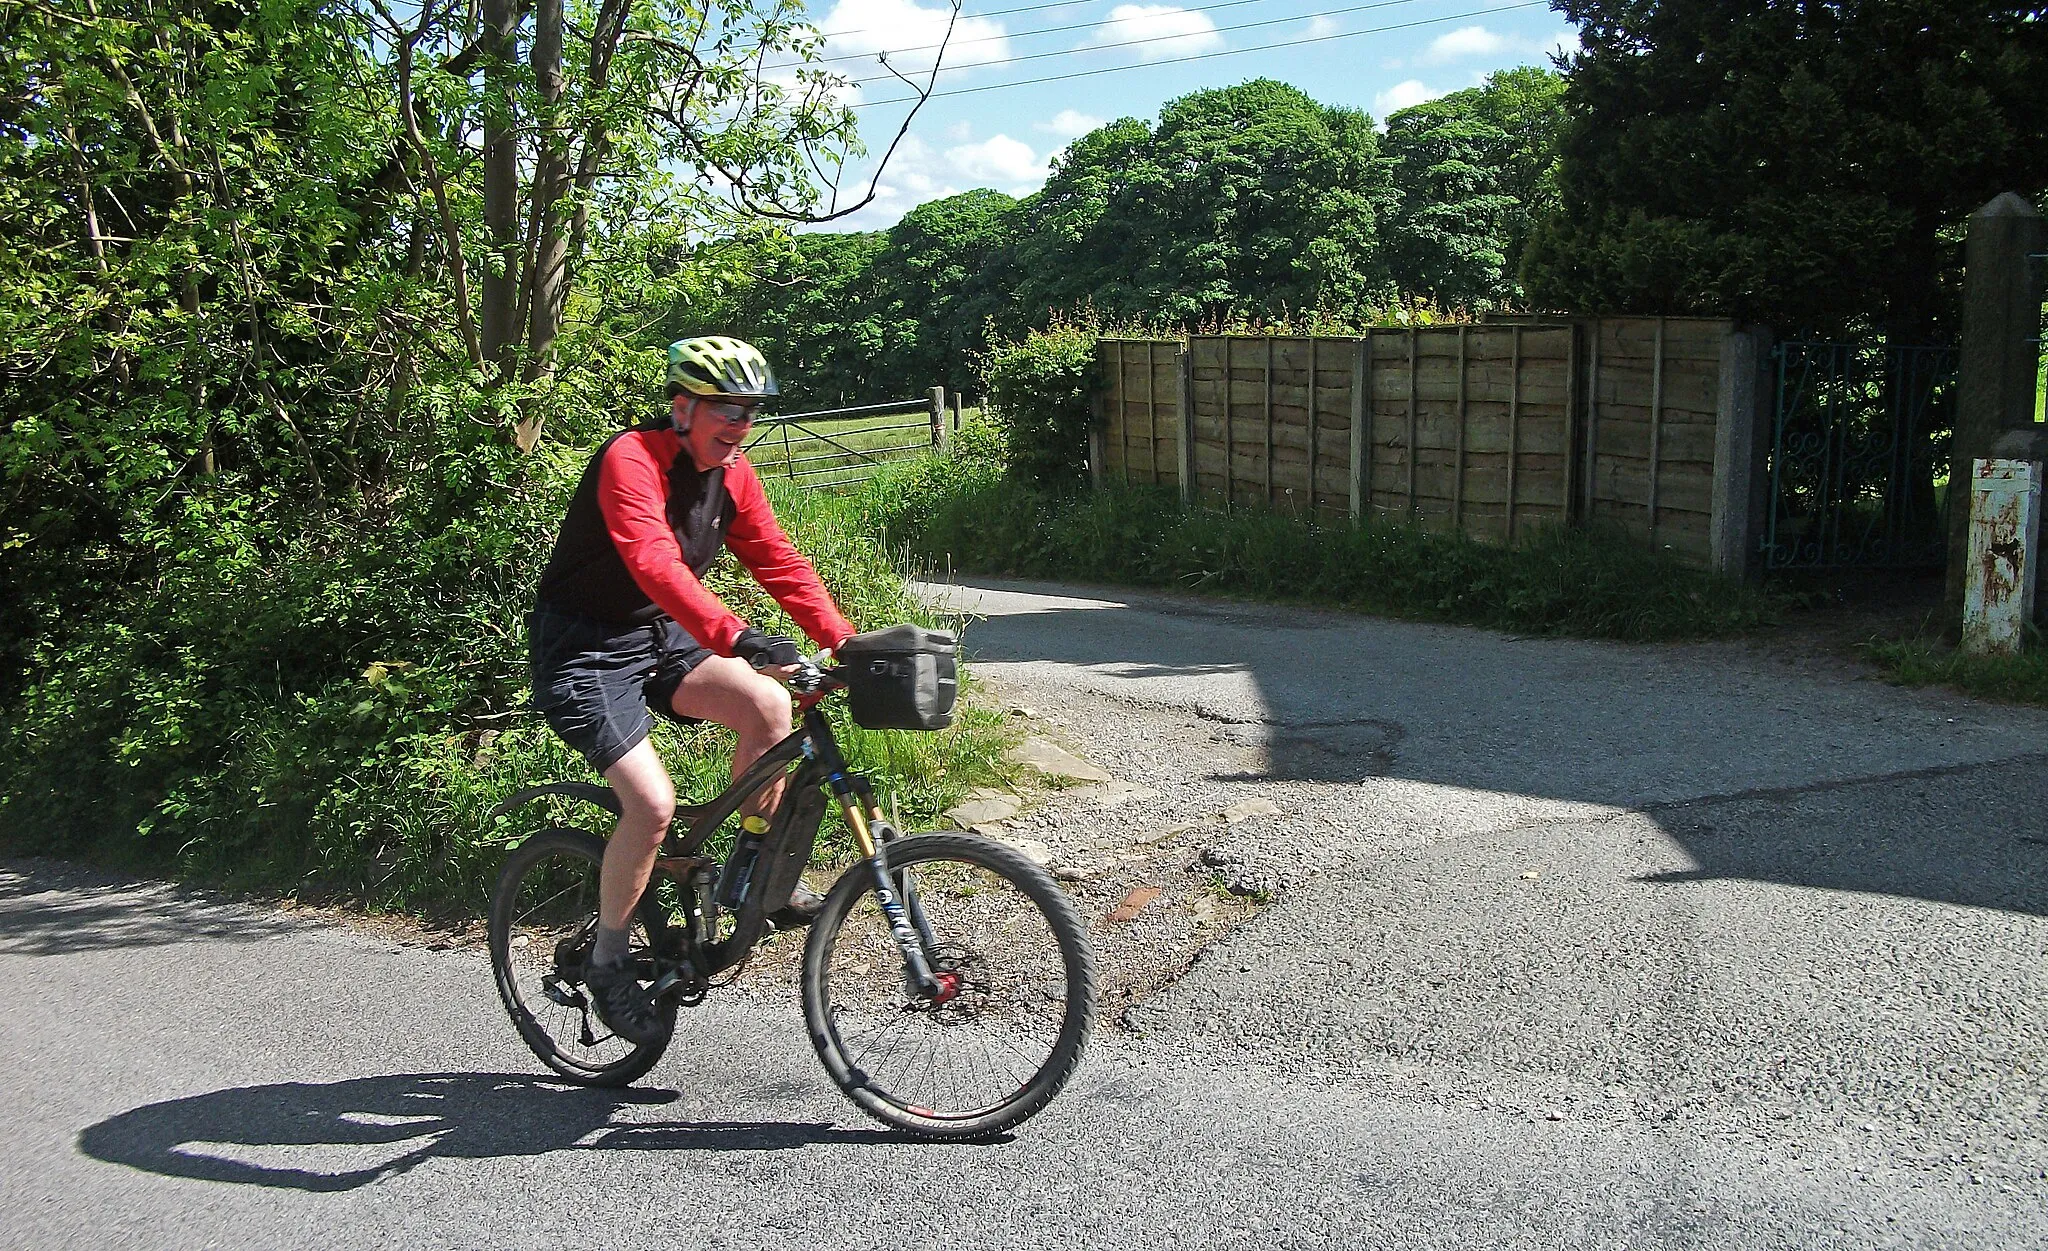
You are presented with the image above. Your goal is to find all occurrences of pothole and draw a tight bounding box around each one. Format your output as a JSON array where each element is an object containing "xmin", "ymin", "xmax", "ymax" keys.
[{"xmin": 1202, "ymin": 715, "xmax": 1405, "ymax": 782}]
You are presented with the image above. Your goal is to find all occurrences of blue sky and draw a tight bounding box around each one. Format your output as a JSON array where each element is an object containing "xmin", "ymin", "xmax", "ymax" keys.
[{"xmin": 790, "ymin": 0, "xmax": 1580, "ymax": 231}]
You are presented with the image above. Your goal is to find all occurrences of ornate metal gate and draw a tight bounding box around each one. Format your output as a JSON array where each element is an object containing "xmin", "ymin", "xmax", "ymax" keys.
[{"xmin": 1763, "ymin": 341, "xmax": 1959, "ymax": 570}]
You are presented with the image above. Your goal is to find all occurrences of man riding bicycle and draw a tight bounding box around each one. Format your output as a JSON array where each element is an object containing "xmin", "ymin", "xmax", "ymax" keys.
[{"xmin": 527, "ymin": 336, "xmax": 856, "ymax": 1045}]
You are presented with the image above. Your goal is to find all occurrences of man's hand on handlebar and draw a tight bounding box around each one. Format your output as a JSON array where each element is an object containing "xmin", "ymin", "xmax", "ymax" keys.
[
  {"xmin": 734, "ymin": 628, "xmax": 831, "ymax": 691},
  {"xmin": 733, "ymin": 627, "xmax": 801, "ymax": 671}
]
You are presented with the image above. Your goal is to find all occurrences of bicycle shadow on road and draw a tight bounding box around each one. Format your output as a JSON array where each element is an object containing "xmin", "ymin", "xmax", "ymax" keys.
[{"xmin": 77, "ymin": 1072, "xmax": 934, "ymax": 1192}]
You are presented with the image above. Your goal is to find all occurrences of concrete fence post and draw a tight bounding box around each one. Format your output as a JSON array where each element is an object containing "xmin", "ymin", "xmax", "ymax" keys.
[
  {"xmin": 1946, "ymin": 193, "xmax": 2045, "ymax": 622},
  {"xmin": 1710, "ymin": 327, "xmax": 1771, "ymax": 576},
  {"xmin": 1177, "ymin": 345, "xmax": 1195, "ymax": 504}
]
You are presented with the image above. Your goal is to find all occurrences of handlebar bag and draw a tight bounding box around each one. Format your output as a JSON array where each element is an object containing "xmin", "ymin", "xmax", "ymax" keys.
[{"xmin": 838, "ymin": 624, "xmax": 958, "ymax": 730}]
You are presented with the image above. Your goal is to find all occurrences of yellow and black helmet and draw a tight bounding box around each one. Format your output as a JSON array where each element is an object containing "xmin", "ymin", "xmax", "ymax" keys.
[{"xmin": 666, "ymin": 336, "xmax": 779, "ymax": 401}]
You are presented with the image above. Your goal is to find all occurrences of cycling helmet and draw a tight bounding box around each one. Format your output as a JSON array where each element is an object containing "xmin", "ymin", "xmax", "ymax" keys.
[{"xmin": 666, "ymin": 336, "xmax": 779, "ymax": 401}]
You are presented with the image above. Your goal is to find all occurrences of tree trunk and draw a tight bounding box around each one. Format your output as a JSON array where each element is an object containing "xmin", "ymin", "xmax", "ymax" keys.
[
  {"xmin": 515, "ymin": 0, "xmax": 568, "ymax": 451},
  {"xmin": 480, "ymin": 0, "xmax": 522, "ymax": 378}
]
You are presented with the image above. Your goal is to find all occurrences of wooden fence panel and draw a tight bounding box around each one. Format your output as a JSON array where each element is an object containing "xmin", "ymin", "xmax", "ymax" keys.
[
  {"xmin": 1581, "ymin": 316, "xmax": 1731, "ymax": 561},
  {"xmin": 1099, "ymin": 339, "xmax": 1182, "ymax": 488},
  {"xmin": 1096, "ymin": 316, "xmax": 1740, "ymax": 566}
]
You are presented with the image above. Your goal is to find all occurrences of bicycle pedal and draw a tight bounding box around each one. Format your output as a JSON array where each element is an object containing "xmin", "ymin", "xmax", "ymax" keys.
[{"xmin": 542, "ymin": 975, "xmax": 587, "ymax": 1010}]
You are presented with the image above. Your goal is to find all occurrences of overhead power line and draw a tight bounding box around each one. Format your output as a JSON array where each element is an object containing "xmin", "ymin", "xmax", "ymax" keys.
[
  {"xmin": 848, "ymin": 0, "xmax": 1548, "ymax": 107},
  {"xmin": 845, "ymin": 0, "xmax": 1450, "ymax": 85},
  {"xmin": 798, "ymin": 0, "xmax": 1284, "ymax": 67},
  {"xmin": 807, "ymin": 0, "xmax": 1098, "ymax": 42}
]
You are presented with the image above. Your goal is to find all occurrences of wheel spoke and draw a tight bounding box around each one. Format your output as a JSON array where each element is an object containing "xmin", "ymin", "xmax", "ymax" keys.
[
  {"xmin": 490, "ymin": 831, "xmax": 672, "ymax": 1086},
  {"xmin": 807, "ymin": 836, "xmax": 1092, "ymax": 1131}
]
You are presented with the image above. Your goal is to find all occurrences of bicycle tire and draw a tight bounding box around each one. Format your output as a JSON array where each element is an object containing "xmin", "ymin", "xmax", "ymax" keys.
[
  {"xmin": 801, "ymin": 832, "xmax": 1096, "ymax": 1140},
  {"xmin": 488, "ymin": 826, "xmax": 675, "ymax": 1087}
]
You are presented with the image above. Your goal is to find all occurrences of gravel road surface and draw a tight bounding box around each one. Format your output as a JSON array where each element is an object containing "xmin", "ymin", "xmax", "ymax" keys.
[{"xmin": 4, "ymin": 577, "xmax": 2044, "ymax": 1249}]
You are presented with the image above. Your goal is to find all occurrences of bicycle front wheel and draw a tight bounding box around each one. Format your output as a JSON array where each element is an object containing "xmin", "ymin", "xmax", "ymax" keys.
[
  {"xmin": 488, "ymin": 826, "xmax": 675, "ymax": 1087},
  {"xmin": 801, "ymin": 833, "xmax": 1096, "ymax": 1140}
]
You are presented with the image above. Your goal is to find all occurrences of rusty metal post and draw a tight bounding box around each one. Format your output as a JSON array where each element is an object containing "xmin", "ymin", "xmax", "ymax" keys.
[{"xmin": 1962, "ymin": 458, "xmax": 2042, "ymax": 655}]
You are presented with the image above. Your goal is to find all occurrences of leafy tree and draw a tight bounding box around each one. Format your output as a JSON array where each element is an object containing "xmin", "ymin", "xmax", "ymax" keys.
[
  {"xmin": 0, "ymin": 0, "xmax": 940, "ymax": 891},
  {"xmin": 1525, "ymin": 0, "xmax": 2048, "ymax": 337},
  {"xmin": 1469, "ymin": 65, "xmax": 1569, "ymax": 274},
  {"xmin": 1383, "ymin": 68, "xmax": 1566, "ymax": 308},
  {"xmin": 1014, "ymin": 80, "xmax": 1399, "ymax": 325},
  {"xmin": 866, "ymin": 189, "xmax": 1025, "ymax": 395},
  {"xmin": 1384, "ymin": 102, "xmax": 1519, "ymax": 307}
]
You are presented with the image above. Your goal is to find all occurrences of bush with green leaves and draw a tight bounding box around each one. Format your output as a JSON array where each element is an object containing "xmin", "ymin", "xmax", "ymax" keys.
[
  {"xmin": 980, "ymin": 323, "xmax": 1101, "ymax": 486},
  {"xmin": 0, "ymin": 443, "xmax": 1015, "ymax": 912}
]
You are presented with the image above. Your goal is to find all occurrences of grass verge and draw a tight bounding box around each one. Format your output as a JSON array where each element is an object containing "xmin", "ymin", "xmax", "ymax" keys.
[
  {"xmin": 1864, "ymin": 637, "xmax": 2048, "ymax": 706},
  {"xmin": 859, "ymin": 466, "xmax": 1778, "ymax": 642}
]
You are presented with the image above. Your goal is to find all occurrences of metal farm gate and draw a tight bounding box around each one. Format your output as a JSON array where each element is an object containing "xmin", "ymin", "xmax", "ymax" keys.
[{"xmin": 1762, "ymin": 342, "xmax": 1958, "ymax": 571}]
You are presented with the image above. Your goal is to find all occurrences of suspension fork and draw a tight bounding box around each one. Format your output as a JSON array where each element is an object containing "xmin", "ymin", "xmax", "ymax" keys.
[
  {"xmin": 852, "ymin": 776, "xmax": 939, "ymax": 952},
  {"xmin": 808, "ymin": 711, "xmax": 940, "ymax": 998}
]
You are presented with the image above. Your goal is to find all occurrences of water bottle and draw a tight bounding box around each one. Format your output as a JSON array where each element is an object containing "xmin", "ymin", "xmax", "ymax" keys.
[{"xmin": 715, "ymin": 813, "xmax": 772, "ymax": 908}]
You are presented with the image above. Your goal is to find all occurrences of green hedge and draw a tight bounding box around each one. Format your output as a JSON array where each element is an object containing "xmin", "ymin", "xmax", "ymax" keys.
[
  {"xmin": 980, "ymin": 322, "xmax": 1100, "ymax": 486},
  {"xmin": 867, "ymin": 468, "xmax": 1777, "ymax": 642},
  {"xmin": 0, "ymin": 459, "xmax": 1012, "ymax": 912}
]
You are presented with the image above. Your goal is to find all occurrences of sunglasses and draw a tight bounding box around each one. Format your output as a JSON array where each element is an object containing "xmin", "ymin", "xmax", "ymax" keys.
[{"xmin": 691, "ymin": 398, "xmax": 758, "ymax": 429}]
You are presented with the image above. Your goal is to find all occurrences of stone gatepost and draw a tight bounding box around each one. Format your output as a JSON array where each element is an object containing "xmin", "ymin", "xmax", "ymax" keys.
[{"xmin": 1947, "ymin": 193, "xmax": 2046, "ymax": 626}]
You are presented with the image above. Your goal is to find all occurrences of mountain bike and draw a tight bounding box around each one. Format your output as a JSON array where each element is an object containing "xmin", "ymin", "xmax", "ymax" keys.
[{"xmin": 485, "ymin": 645, "xmax": 1096, "ymax": 1141}]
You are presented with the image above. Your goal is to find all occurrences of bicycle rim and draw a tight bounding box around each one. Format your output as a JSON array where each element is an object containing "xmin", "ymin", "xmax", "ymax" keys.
[
  {"xmin": 802, "ymin": 833, "xmax": 1096, "ymax": 1139},
  {"xmin": 489, "ymin": 828, "xmax": 672, "ymax": 1086}
]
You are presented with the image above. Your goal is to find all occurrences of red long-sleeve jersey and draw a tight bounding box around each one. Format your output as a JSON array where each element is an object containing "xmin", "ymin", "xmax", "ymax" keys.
[{"xmin": 533, "ymin": 426, "xmax": 856, "ymax": 654}]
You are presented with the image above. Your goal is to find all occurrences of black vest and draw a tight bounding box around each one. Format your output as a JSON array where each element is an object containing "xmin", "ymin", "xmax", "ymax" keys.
[{"xmin": 534, "ymin": 429, "xmax": 735, "ymax": 625}]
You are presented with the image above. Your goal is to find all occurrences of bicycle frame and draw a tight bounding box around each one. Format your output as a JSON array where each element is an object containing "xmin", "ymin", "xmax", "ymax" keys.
[
  {"xmin": 661, "ymin": 697, "xmax": 943, "ymax": 997},
  {"xmin": 491, "ymin": 680, "xmax": 948, "ymax": 999}
]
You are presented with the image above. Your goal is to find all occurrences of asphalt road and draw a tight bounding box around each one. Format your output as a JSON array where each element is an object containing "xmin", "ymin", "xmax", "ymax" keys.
[{"xmin": 5, "ymin": 577, "xmax": 2045, "ymax": 1249}]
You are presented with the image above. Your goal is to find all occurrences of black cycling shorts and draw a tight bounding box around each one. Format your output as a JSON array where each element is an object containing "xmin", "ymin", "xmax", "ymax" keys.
[{"xmin": 527, "ymin": 606, "xmax": 714, "ymax": 772}]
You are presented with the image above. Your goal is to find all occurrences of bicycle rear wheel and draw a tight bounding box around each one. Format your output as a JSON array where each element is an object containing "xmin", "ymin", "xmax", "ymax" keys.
[
  {"xmin": 801, "ymin": 833, "xmax": 1096, "ymax": 1140},
  {"xmin": 489, "ymin": 827, "xmax": 675, "ymax": 1086}
]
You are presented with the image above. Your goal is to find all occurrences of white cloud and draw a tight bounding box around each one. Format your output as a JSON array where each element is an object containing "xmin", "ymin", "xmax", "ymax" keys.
[
  {"xmin": 944, "ymin": 134, "xmax": 1047, "ymax": 185},
  {"xmin": 1373, "ymin": 80, "xmax": 1443, "ymax": 117},
  {"xmin": 1418, "ymin": 25, "xmax": 1511, "ymax": 65},
  {"xmin": 1305, "ymin": 14, "xmax": 1343, "ymax": 39},
  {"xmin": 1035, "ymin": 109, "xmax": 1106, "ymax": 139},
  {"xmin": 1416, "ymin": 24, "xmax": 1580, "ymax": 68},
  {"xmin": 819, "ymin": 131, "xmax": 1050, "ymax": 232},
  {"xmin": 813, "ymin": 0, "xmax": 1011, "ymax": 78},
  {"xmin": 1085, "ymin": 4, "xmax": 1223, "ymax": 61}
]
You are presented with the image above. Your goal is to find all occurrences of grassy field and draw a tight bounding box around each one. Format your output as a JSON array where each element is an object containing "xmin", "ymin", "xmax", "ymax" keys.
[{"xmin": 746, "ymin": 405, "xmax": 973, "ymax": 487}]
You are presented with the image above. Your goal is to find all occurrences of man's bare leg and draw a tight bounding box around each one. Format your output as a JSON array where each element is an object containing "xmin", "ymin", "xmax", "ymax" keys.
[
  {"xmin": 597, "ymin": 738, "xmax": 675, "ymax": 939},
  {"xmin": 589, "ymin": 658, "xmax": 796, "ymax": 975},
  {"xmin": 667, "ymin": 655, "xmax": 795, "ymax": 822}
]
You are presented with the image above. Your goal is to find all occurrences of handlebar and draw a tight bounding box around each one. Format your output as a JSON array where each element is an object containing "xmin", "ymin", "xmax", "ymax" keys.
[{"xmin": 785, "ymin": 648, "xmax": 838, "ymax": 696}]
